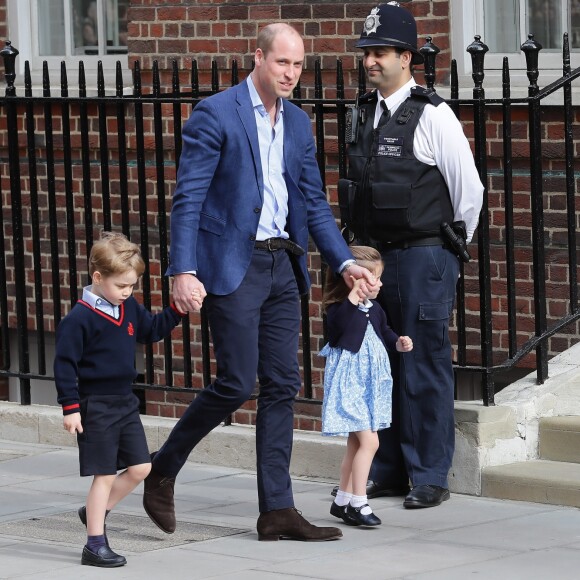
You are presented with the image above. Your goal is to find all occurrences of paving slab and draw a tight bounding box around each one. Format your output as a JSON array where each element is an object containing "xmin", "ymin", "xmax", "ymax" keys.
[
  {"xmin": 1, "ymin": 510, "xmax": 247, "ymax": 553},
  {"xmin": 2, "ymin": 439, "xmax": 580, "ymax": 580},
  {"xmin": 408, "ymin": 546, "xmax": 580, "ymax": 580}
]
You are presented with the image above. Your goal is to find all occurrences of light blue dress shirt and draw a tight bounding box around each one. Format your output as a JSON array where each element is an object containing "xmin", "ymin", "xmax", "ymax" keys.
[
  {"xmin": 82, "ymin": 286, "xmax": 120, "ymax": 320},
  {"xmin": 246, "ymin": 75, "xmax": 289, "ymax": 241}
]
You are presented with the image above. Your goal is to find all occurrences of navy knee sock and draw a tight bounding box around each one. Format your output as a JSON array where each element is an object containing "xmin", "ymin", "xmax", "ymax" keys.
[
  {"xmin": 86, "ymin": 509, "xmax": 111, "ymax": 548},
  {"xmin": 86, "ymin": 534, "xmax": 106, "ymax": 553}
]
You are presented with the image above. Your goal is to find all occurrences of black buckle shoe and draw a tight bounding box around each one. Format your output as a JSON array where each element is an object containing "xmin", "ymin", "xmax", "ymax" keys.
[
  {"xmin": 330, "ymin": 502, "xmax": 359, "ymax": 526},
  {"xmin": 345, "ymin": 504, "xmax": 382, "ymax": 526}
]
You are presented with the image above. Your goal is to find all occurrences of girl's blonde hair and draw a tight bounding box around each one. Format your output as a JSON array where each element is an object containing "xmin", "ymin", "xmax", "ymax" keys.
[
  {"xmin": 322, "ymin": 245, "xmax": 383, "ymax": 311},
  {"xmin": 89, "ymin": 231, "xmax": 145, "ymax": 278}
]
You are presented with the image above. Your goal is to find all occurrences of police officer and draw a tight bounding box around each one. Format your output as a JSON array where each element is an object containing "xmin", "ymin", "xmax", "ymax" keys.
[{"xmin": 342, "ymin": 2, "xmax": 484, "ymax": 508}]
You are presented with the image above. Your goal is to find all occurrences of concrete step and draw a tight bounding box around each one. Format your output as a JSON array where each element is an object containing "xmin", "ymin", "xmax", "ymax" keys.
[
  {"xmin": 482, "ymin": 459, "xmax": 580, "ymax": 508},
  {"xmin": 539, "ymin": 416, "xmax": 580, "ymax": 463}
]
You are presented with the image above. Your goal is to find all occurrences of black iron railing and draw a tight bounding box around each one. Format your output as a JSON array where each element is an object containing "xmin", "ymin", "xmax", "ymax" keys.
[{"xmin": 1, "ymin": 34, "xmax": 579, "ymax": 411}]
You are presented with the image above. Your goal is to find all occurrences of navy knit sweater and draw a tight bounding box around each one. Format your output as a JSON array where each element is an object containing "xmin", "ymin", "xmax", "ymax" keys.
[{"xmin": 54, "ymin": 297, "xmax": 184, "ymax": 415}]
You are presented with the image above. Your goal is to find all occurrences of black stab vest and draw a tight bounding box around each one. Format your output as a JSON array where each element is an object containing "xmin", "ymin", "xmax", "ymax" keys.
[{"xmin": 347, "ymin": 88, "xmax": 454, "ymax": 244}]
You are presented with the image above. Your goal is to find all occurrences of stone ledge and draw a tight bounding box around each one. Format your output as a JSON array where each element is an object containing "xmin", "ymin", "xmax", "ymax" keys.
[
  {"xmin": 0, "ymin": 401, "xmax": 345, "ymax": 481},
  {"xmin": 482, "ymin": 460, "xmax": 580, "ymax": 507},
  {"xmin": 539, "ymin": 416, "xmax": 580, "ymax": 463},
  {"xmin": 0, "ymin": 399, "xmax": 518, "ymax": 495},
  {"xmin": 541, "ymin": 416, "xmax": 580, "ymax": 432},
  {"xmin": 451, "ymin": 400, "xmax": 520, "ymax": 495}
]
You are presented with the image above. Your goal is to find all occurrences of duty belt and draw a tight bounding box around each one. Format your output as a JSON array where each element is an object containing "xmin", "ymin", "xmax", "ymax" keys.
[
  {"xmin": 376, "ymin": 236, "xmax": 445, "ymax": 251},
  {"xmin": 254, "ymin": 238, "xmax": 305, "ymax": 256}
]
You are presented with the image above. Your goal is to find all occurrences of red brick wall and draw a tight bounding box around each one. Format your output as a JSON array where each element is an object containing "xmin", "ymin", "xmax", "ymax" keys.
[{"xmin": 127, "ymin": 1, "xmax": 452, "ymax": 92}]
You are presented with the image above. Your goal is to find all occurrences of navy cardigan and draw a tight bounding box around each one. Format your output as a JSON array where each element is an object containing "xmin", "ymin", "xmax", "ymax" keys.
[{"xmin": 325, "ymin": 299, "xmax": 398, "ymax": 354}]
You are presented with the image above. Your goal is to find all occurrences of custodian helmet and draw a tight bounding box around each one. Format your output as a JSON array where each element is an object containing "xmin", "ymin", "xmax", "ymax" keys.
[{"xmin": 355, "ymin": 2, "xmax": 424, "ymax": 65}]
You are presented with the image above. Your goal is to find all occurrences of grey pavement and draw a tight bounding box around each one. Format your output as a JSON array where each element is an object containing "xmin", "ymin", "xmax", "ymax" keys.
[{"xmin": 2, "ymin": 439, "xmax": 580, "ymax": 579}]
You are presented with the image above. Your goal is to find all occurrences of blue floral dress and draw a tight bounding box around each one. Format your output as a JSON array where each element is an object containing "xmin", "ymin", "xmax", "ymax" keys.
[{"xmin": 319, "ymin": 304, "xmax": 393, "ymax": 437}]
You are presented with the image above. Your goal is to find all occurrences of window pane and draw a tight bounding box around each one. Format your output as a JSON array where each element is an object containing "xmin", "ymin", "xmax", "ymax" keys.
[
  {"xmin": 527, "ymin": 0, "xmax": 562, "ymax": 50},
  {"xmin": 72, "ymin": 0, "xmax": 100, "ymax": 55},
  {"xmin": 38, "ymin": 0, "xmax": 66, "ymax": 56},
  {"xmin": 483, "ymin": 0, "xmax": 521, "ymax": 52},
  {"xmin": 571, "ymin": 1, "xmax": 580, "ymax": 48},
  {"xmin": 105, "ymin": 0, "xmax": 129, "ymax": 55}
]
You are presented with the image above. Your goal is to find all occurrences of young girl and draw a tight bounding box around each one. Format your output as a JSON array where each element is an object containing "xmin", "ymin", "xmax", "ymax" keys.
[
  {"xmin": 320, "ymin": 246, "xmax": 413, "ymax": 527},
  {"xmin": 54, "ymin": 232, "xmax": 191, "ymax": 567}
]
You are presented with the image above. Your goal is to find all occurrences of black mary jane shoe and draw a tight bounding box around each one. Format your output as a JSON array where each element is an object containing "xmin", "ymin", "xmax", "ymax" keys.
[
  {"xmin": 330, "ymin": 501, "xmax": 359, "ymax": 526},
  {"xmin": 345, "ymin": 504, "xmax": 382, "ymax": 526},
  {"xmin": 81, "ymin": 545, "xmax": 126, "ymax": 568}
]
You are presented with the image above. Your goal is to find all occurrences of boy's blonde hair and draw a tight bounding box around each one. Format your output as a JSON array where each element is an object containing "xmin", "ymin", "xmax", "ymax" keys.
[
  {"xmin": 89, "ymin": 231, "xmax": 145, "ymax": 278},
  {"xmin": 322, "ymin": 245, "xmax": 383, "ymax": 311}
]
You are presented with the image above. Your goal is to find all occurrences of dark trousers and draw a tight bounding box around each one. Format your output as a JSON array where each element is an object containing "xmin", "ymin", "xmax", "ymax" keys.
[
  {"xmin": 153, "ymin": 249, "xmax": 301, "ymax": 512},
  {"xmin": 370, "ymin": 245, "xmax": 459, "ymax": 489}
]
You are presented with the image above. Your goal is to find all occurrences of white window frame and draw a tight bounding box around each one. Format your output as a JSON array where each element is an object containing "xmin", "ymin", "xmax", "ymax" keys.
[
  {"xmin": 6, "ymin": 0, "xmax": 130, "ymax": 94},
  {"xmin": 449, "ymin": 0, "xmax": 580, "ymax": 97}
]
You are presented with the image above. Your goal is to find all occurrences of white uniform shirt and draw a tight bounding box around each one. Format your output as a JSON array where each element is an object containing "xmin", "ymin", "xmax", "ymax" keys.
[{"xmin": 374, "ymin": 78, "xmax": 484, "ymax": 242}]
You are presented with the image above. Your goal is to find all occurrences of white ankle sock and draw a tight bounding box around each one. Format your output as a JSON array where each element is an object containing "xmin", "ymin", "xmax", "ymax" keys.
[
  {"xmin": 351, "ymin": 494, "xmax": 372, "ymax": 515},
  {"xmin": 335, "ymin": 490, "xmax": 352, "ymax": 507}
]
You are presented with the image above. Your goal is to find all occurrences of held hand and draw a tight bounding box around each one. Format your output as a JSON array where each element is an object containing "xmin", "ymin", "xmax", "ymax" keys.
[
  {"xmin": 396, "ymin": 336, "xmax": 414, "ymax": 352},
  {"xmin": 172, "ymin": 273, "xmax": 207, "ymax": 313},
  {"xmin": 342, "ymin": 264, "xmax": 379, "ymax": 298},
  {"xmin": 347, "ymin": 276, "xmax": 366, "ymax": 304},
  {"xmin": 63, "ymin": 412, "xmax": 83, "ymax": 434}
]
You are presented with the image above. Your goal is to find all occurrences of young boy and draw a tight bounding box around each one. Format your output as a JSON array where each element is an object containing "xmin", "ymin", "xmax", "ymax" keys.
[{"xmin": 54, "ymin": 231, "xmax": 190, "ymax": 567}]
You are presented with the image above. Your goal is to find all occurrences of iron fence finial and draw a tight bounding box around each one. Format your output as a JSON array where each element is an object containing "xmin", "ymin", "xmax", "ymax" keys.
[
  {"xmin": 1, "ymin": 40, "xmax": 19, "ymax": 96},
  {"xmin": 521, "ymin": 33, "xmax": 542, "ymax": 94},
  {"xmin": 466, "ymin": 35, "xmax": 489, "ymax": 93},
  {"xmin": 420, "ymin": 36, "xmax": 440, "ymax": 91}
]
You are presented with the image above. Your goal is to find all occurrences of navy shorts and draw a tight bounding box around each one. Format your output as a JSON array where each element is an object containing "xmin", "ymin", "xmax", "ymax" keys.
[{"xmin": 77, "ymin": 393, "xmax": 151, "ymax": 476}]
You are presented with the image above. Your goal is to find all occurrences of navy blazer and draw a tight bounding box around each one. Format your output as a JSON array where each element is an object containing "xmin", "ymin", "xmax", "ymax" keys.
[
  {"xmin": 166, "ymin": 79, "xmax": 354, "ymax": 295},
  {"xmin": 325, "ymin": 300, "xmax": 398, "ymax": 354}
]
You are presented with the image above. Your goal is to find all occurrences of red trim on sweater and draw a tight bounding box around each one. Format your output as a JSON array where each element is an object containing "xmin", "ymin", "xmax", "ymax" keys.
[
  {"xmin": 62, "ymin": 403, "xmax": 80, "ymax": 411},
  {"xmin": 78, "ymin": 299, "xmax": 125, "ymax": 326},
  {"xmin": 171, "ymin": 303, "xmax": 188, "ymax": 317}
]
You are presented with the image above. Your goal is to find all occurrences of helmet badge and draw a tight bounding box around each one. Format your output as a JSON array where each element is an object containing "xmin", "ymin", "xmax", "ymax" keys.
[{"xmin": 363, "ymin": 7, "xmax": 382, "ymax": 36}]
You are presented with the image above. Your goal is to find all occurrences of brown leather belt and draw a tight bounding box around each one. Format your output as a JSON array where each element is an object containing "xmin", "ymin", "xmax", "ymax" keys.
[{"xmin": 254, "ymin": 238, "xmax": 305, "ymax": 256}]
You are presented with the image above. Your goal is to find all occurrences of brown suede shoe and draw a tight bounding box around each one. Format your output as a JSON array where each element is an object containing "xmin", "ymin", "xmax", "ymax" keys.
[
  {"xmin": 143, "ymin": 468, "xmax": 176, "ymax": 534},
  {"xmin": 256, "ymin": 508, "xmax": 343, "ymax": 541}
]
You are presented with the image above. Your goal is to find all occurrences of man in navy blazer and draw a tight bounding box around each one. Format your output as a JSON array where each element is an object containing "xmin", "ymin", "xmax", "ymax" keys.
[{"xmin": 143, "ymin": 23, "xmax": 376, "ymax": 541}]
